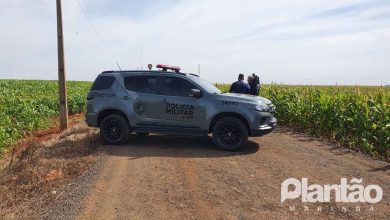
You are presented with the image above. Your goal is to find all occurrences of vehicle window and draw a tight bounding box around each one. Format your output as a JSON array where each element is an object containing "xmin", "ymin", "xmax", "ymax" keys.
[
  {"xmin": 91, "ymin": 75, "xmax": 115, "ymax": 90},
  {"xmin": 124, "ymin": 75, "xmax": 157, "ymax": 94},
  {"xmin": 161, "ymin": 77, "xmax": 198, "ymax": 97},
  {"xmin": 189, "ymin": 76, "xmax": 222, "ymax": 94}
]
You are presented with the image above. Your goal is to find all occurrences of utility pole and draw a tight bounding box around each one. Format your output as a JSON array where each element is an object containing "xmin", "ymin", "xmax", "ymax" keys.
[{"xmin": 56, "ymin": 0, "xmax": 68, "ymax": 130}]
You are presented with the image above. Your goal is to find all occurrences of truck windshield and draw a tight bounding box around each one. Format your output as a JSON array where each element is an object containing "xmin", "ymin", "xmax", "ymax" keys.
[{"xmin": 189, "ymin": 76, "xmax": 222, "ymax": 94}]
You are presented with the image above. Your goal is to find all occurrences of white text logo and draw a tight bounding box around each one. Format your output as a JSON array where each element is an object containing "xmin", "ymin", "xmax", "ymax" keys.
[{"xmin": 281, "ymin": 178, "xmax": 383, "ymax": 203}]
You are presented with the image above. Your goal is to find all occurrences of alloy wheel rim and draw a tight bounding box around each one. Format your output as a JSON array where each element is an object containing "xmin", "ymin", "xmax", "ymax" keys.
[
  {"xmin": 217, "ymin": 123, "xmax": 240, "ymax": 146},
  {"xmin": 103, "ymin": 119, "xmax": 123, "ymax": 141}
]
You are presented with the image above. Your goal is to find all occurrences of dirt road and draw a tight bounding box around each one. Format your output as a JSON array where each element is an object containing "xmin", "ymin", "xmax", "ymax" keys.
[{"xmin": 77, "ymin": 128, "xmax": 389, "ymax": 219}]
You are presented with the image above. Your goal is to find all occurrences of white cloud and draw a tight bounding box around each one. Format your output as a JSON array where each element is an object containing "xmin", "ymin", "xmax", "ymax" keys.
[{"xmin": 0, "ymin": 0, "xmax": 389, "ymax": 85}]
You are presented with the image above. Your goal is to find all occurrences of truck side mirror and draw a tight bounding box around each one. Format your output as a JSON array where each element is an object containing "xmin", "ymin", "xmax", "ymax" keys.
[{"xmin": 189, "ymin": 89, "xmax": 202, "ymax": 98}]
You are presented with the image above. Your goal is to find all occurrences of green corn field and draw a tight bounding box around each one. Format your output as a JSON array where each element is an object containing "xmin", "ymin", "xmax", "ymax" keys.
[
  {"xmin": 0, "ymin": 80, "xmax": 92, "ymax": 153},
  {"xmin": 0, "ymin": 80, "xmax": 389, "ymax": 159},
  {"xmin": 217, "ymin": 84, "xmax": 390, "ymax": 159}
]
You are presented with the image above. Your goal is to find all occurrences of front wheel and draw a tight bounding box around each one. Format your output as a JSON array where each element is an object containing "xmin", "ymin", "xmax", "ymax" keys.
[
  {"xmin": 100, "ymin": 114, "xmax": 130, "ymax": 145},
  {"xmin": 212, "ymin": 117, "xmax": 248, "ymax": 151}
]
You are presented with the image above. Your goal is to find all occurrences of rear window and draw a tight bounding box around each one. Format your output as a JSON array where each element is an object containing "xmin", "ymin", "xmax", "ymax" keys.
[
  {"xmin": 124, "ymin": 75, "xmax": 157, "ymax": 94},
  {"xmin": 91, "ymin": 75, "xmax": 115, "ymax": 90}
]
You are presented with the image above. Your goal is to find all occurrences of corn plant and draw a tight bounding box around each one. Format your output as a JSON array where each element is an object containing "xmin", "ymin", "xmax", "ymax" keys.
[
  {"xmin": 217, "ymin": 84, "xmax": 390, "ymax": 159},
  {"xmin": 0, "ymin": 80, "xmax": 92, "ymax": 154}
]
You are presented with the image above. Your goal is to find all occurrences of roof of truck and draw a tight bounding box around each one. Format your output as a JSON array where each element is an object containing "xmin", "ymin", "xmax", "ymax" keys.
[{"xmin": 101, "ymin": 70, "xmax": 199, "ymax": 77}]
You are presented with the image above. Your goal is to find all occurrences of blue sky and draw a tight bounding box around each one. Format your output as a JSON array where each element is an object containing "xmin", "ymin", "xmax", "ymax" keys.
[{"xmin": 0, "ymin": 0, "xmax": 390, "ymax": 85}]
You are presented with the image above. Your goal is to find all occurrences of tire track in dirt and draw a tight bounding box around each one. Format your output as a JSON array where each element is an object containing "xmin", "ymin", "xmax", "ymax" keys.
[
  {"xmin": 177, "ymin": 158, "xmax": 215, "ymax": 219},
  {"xmin": 79, "ymin": 151, "xmax": 128, "ymax": 219}
]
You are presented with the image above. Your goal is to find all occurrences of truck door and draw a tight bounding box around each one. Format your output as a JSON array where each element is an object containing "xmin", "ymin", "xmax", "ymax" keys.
[
  {"xmin": 156, "ymin": 76, "xmax": 206, "ymax": 129},
  {"xmin": 122, "ymin": 75, "xmax": 159, "ymax": 126}
]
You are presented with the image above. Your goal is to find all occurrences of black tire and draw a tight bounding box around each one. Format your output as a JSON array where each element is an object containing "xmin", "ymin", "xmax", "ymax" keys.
[
  {"xmin": 136, "ymin": 132, "xmax": 149, "ymax": 136},
  {"xmin": 212, "ymin": 117, "xmax": 248, "ymax": 151},
  {"xmin": 100, "ymin": 114, "xmax": 130, "ymax": 145}
]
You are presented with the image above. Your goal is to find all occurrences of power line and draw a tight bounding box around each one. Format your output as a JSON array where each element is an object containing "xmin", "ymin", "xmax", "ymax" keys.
[{"xmin": 73, "ymin": 0, "xmax": 121, "ymax": 70}]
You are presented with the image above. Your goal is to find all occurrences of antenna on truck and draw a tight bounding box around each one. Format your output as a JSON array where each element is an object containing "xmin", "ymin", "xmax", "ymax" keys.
[{"xmin": 116, "ymin": 62, "xmax": 122, "ymax": 71}]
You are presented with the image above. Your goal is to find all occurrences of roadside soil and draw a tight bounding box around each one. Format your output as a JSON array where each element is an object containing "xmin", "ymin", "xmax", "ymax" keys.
[
  {"xmin": 76, "ymin": 128, "xmax": 390, "ymax": 220},
  {"xmin": 0, "ymin": 116, "xmax": 103, "ymax": 220},
  {"xmin": 0, "ymin": 114, "xmax": 85, "ymax": 170}
]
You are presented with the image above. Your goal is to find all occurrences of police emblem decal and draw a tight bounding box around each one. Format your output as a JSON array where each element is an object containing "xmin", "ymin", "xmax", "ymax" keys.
[{"xmin": 135, "ymin": 103, "xmax": 145, "ymax": 115}]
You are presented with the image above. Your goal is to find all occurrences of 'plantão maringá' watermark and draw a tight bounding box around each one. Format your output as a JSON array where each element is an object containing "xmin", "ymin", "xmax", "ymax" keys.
[{"xmin": 281, "ymin": 178, "xmax": 383, "ymax": 203}]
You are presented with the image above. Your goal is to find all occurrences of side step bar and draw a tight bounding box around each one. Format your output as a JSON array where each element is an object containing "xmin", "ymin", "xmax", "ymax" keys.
[{"xmin": 132, "ymin": 125, "xmax": 207, "ymax": 136}]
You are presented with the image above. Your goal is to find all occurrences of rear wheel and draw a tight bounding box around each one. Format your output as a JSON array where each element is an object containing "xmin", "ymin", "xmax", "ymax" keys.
[
  {"xmin": 100, "ymin": 114, "xmax": 130, "ymax": 145},
  {"xmin": 212, "ymin": 117, "xmax": 248, "ymax": 151}
]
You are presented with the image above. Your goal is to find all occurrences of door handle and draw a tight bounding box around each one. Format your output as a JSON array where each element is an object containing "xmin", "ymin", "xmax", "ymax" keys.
[
  {"xmin": 122, "ymin": 96, "xmax": 129, "ymax": 100},
  {"xmin": 162, "ymin": 99, "xmax": 168, "ymax": 103}
]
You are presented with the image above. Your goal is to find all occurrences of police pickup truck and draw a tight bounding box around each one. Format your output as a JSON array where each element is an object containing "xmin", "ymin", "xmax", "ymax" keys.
[{"xmin": 86, "ymin": 64, "xmax": 276, "ymax": 151}]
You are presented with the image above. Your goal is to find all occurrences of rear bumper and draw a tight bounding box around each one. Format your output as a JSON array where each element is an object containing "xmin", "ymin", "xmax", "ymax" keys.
[
  {"xmin": 85, "ymin": 113, "xmax": 98, "ymax": 127},
  {"xmin": 250, "ymin": 116, "xmax": 277, "ymax": 137}
]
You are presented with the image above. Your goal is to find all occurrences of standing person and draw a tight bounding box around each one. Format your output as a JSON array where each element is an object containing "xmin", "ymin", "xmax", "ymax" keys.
[
  {"xmin": 249, "ymin": 73, "xmax": 260, "ymax": 96},
  {"xmin": 247, "ymin": 75, "xmax": 254, "ymax": 92},
  {"xmin": 229, "ymin": 74, "xmax": 250, "ymax": 94}
]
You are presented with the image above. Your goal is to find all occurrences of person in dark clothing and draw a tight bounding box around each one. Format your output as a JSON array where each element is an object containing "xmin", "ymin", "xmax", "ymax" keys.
[
  {"xmin": 229, "ymin": 74, "xmax": 250, "ymax": 94},
  {"xmin": 248, "ymin": 73, "xmax": 260, "ymax": 96},
  {"xmin": 247, "ymin": 75, "xmax": 255, "ymax": 94}
]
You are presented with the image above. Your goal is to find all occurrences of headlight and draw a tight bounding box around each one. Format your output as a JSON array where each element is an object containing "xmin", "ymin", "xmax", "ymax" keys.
[{"xmin": 253, "ymin": 104, "xmax": 269, "ymax": 112}]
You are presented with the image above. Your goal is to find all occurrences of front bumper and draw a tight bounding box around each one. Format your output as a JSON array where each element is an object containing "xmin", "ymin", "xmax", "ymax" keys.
[{"xmin": 250, "ymin": 116, "xmax": 277, "ymax": 137}]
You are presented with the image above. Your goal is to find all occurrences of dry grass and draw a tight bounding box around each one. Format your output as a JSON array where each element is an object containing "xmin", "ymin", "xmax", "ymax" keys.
[{"xmin": 0, "ymin": 123, "xmax": 101, "ymax": 219}]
